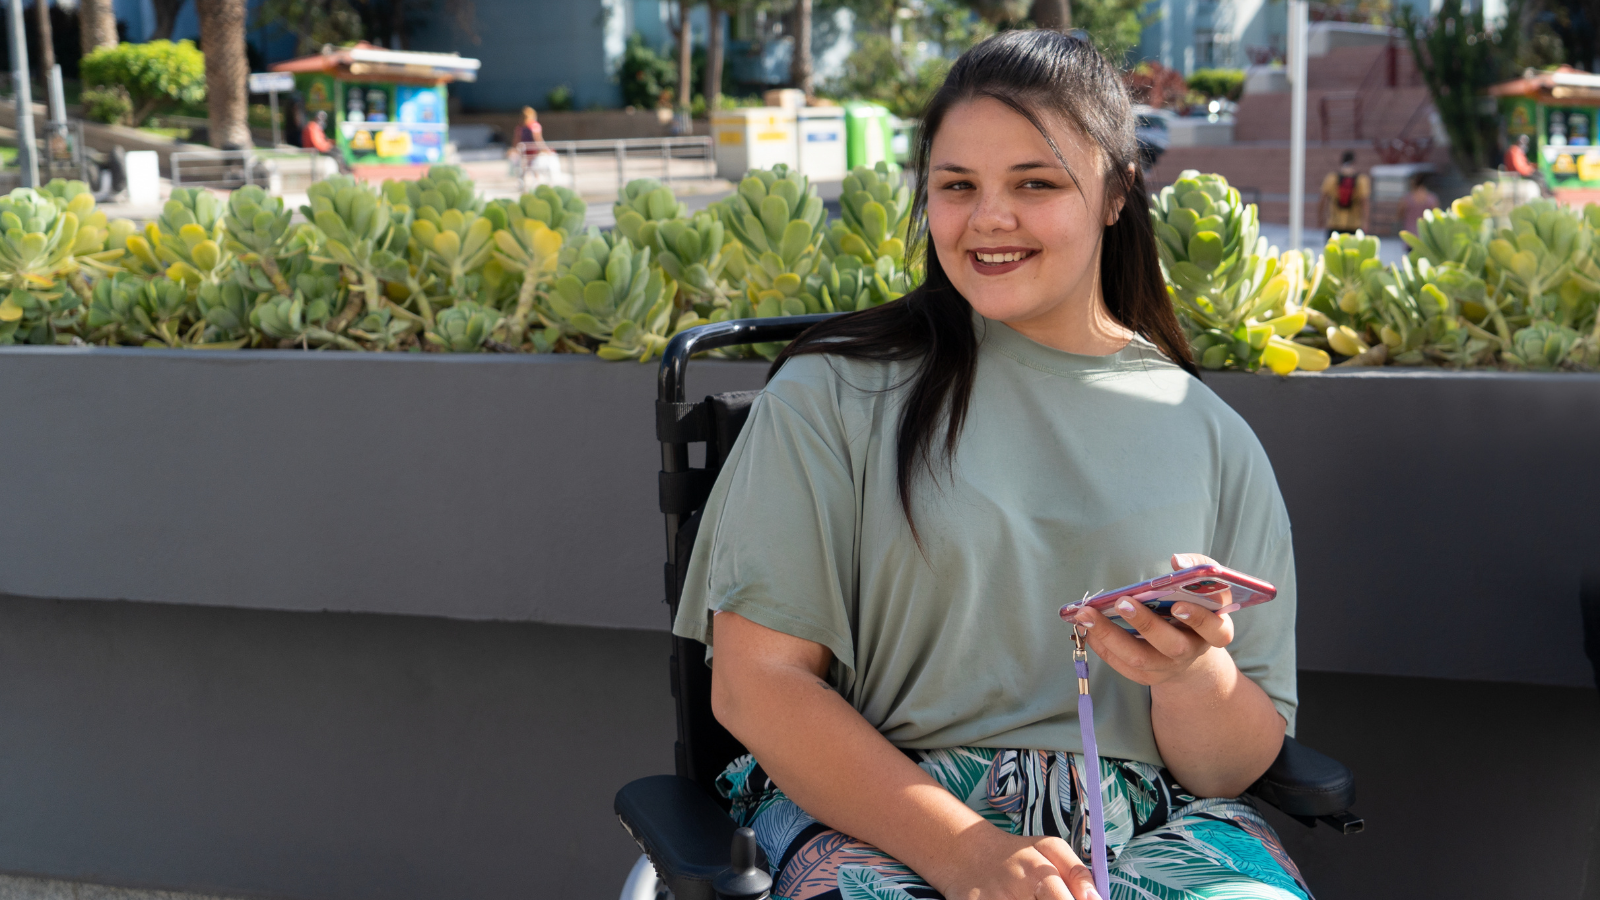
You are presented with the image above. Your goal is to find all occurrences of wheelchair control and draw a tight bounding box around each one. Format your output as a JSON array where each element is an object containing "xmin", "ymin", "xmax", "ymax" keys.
[{"xmin": 712, "ymin": 827, "xmax": 771, "ymax": 900}]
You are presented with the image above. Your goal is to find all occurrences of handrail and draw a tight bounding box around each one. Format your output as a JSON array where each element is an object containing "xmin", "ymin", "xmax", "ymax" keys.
[
  {"xmin": 658, "ymin": 314, "xmax": 835, "ymax": 405},
  {"xmin": 530, "ymin": 135, "xmax": 715, "ymax": 191}
]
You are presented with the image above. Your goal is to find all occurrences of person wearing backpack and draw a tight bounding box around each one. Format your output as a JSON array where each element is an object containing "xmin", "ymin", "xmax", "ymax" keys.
[{"xmin": 1317, "ymin": 151, "xmax": 1369, "ymax": 240}]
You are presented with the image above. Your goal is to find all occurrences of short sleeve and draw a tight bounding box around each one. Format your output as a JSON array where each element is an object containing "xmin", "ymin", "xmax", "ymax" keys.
[
  {"xmin": 672, "ymin": 360, "xmax": 861, "ymax": 688},
  {"xmin": 1207, "ymin": 426, "xmax": 1299, "ymax": 736}
]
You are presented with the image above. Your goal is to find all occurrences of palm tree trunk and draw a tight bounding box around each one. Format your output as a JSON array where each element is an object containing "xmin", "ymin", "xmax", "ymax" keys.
[
  {"xmin": 790, "ymin": 0, "xmax": 812, "ymax": 102},
  {"xmin": 705, "ymin": 1, "xmax": 724, "ymax": 113},
  {"xmin": 78, "ymin": 0, "xmax": 118, "ymax": 56},
  {"xmin": 675, "ymin": 1, "xmax": 693, "ymax": 126},
  {"xmin": 150, "ymin": 0, "xmax": 182, "ymax": 40},
  {"xmin": 34, "ymin": 0, "xmax": 55, "ymax": 80},
  {"xmin": 196, "ymin": 0, "xmax": 252, "ymax": 149},
  {"xmin": 1031, "ymin": 0, "xmax": 1072, "ymax": 30}
]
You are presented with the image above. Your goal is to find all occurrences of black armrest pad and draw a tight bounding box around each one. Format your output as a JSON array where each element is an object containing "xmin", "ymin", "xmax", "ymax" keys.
[
  {"xmin": 616, "ymin": 775, "xmax": 737, "ymax": 900},
  {"xmin": 1246, "ymin": 735, "xmax": 1356, "ymax": 818}
]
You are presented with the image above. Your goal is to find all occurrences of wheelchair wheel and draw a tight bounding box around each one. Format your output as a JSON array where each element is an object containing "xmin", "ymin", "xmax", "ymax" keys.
[{"xmin": 619, "ymin": 853, "xmax": 668, "ymax": 900}]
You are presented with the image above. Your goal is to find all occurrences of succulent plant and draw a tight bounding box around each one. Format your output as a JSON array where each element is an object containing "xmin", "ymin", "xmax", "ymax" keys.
[
  {"xmin": 0, "ymin": 186, "xmax": 108, "ymax": 343},
  {"xmin": 484, "ymin": 185, "xmax": 587, "ymax": 237},
  {"xmin": 545, "ymin": 230, "xmax": 698, "ymax": 360},
  {"xmin": 832, "ymin": 162, "xmax": 911, "ymax": 266},
  {"xmin": 490, "ymin": 214, "xmax": 563, "ymax": 346},
  {"xmin": 1151, "ymin": 172, "xmax": 1321, "ymax": 371},
  {"xmin": 250, "ymin": 290, "xmax": 363, "ymax": 349},
  {"xmin": 222, "ymin": 184, "xmax": 312, "ymax": 296},
  {"xmin": 425, "ymin": 299, "xmax": 504, "ymax": 352},
  {"xmin": 382, "ymin": 165, "xmax": 483, "ymax": 216},
  {"xmin": 84, "ymin": 272, "xmax": 201, "ymax": 347},
  {"xmin": 613, "ymin": 178, "xmax": 688, "ymax": 250},
  {"xmin": 718, "ymin": 165, "xmax": 826, "ymax": 260},
  {"xmin": 1505, "ymin": 320, "xmax": 1582, "ymax": 369},
  {"xmin": 653, "ymin": 211, "xmax": 733, "ymax": 312},
  {"xmin": 303, "ymin": 176, "xmax": 410, "ymax": 332}
]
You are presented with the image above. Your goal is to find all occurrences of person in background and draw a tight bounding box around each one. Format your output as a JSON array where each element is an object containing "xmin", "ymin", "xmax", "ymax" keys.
[
  {"xmin": 1505, "ymin": 133, "xmax": 1536, "ymax": 178},
  {"xmin": 512, "ymin": 107, "xmax": 548, "ymax": 153},
  {"xmin": 1318, "ymin": 150, "xmax": 1370, "ymax": 239},
  {"xmin": 1397, "ymin": 173, "xmax": 1440, "ymax": 235},
  {"xmin": 301, "ymin": 111, "xmax": 348, "ymax": 173}
]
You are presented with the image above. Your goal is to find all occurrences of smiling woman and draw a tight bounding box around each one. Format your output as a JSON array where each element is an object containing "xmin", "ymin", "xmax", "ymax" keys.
[{"xmin": 675, "ymin": 30, "xmax": 1310, "ymax": 900}]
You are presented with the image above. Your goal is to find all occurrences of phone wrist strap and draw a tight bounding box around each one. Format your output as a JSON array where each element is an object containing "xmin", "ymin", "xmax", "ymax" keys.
[{"xmin": 1072, "ymin": 626, "xmax": 1111, "ymax": 900}]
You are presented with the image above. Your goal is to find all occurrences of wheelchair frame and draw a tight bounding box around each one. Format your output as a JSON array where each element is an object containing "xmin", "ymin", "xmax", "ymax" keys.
[{"xmin": 616, "ymin": 317, "xmax": 1362, "ymax": 900}]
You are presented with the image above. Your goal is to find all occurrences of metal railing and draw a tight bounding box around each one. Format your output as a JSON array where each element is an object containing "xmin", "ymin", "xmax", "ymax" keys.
[
  {"xmin": 171, "ymin": 148, "xmax": 337, "ymax": 192},
  {"xmin": 522, "ymin": 136, "xmax": 715, "ymax": 194},
  {"xmin": 171, "ymin": 150, "xmax": 273, "ymax": 190}
]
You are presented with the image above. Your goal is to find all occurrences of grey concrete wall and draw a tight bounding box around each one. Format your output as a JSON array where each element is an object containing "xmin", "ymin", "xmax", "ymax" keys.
[
  {"xmin": 0, "ymin": 595, "xmax": 674, "ymax": 900},
  {"xmin": 0, "ymin": 347, "xmax": 1592, "ymax": 686},
  {"xmin": 0, "ymin": 595, "xmax": 1591, "ymax": 900}
]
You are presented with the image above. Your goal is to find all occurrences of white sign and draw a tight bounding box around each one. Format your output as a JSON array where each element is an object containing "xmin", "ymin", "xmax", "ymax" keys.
[{"xmin": 248, "ymin": 72, "xmax": 296, "ymax": 94}]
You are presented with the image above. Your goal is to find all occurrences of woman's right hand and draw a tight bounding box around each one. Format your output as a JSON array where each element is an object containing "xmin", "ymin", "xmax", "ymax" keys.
[{"xmin": 934, "ymin": 827, "xmax": 1101, "ymax": 900}]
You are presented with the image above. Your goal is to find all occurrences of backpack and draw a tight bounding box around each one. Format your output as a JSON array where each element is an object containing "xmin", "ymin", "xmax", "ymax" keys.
[{"xmin": 1336, "ymin": 174, "xmax": 1358, "ymax": 209}]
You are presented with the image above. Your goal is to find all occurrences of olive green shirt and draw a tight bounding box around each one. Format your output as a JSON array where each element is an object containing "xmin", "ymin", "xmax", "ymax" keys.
[{"xmin": 673, "ymin": 317, "xmax": 1297, "ymax": 766}]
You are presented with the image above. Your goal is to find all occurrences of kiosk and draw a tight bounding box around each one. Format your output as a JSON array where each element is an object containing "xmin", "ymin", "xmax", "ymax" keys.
[
  {"xmin": 270, "ymin": 43, "xmax": 481, "ymax": 181},
  {"xmin": 1489, "ymin": 66, "xmax": 1600, "ymax": 205}
]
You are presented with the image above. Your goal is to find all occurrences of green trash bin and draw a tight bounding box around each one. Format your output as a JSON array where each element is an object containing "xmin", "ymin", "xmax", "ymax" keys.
[{"xmin": 844, "ymin": 102, "xmax": 896, "ymax": 171}]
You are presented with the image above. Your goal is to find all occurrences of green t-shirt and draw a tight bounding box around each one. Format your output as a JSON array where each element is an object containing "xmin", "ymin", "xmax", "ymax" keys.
[{"xmin": 673, "ymin": 316, "xmax": 1297, "ymax": 766}]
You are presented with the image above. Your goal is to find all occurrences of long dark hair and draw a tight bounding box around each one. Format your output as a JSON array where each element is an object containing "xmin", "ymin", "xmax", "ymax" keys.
[{"xmin": 770, "ymin": 29, "xmax": 1197, "ymax": 532}]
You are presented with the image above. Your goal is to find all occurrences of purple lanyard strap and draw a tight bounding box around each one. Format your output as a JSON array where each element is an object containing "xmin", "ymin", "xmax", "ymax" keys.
[{"xmin": 1072, "ymin": 626, "xmax": 1111, "ymax": 900}]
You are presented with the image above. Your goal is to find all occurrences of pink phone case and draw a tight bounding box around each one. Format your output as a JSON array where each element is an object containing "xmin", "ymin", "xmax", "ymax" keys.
[{"xmin": 1057, "ymin": 563, "xmax": 1277, "ymax": 629}]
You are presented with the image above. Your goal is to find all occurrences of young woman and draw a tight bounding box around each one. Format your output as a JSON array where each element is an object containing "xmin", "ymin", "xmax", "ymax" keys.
[{"xmin": 674, "ymin": 30, "xmax": 1308, "ymax": 900}]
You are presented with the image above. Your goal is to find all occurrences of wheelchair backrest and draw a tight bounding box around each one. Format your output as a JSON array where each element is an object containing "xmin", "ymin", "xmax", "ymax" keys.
[{"xmin": 655, "ymin": 316, "xmax": 835, "ymax": 804}]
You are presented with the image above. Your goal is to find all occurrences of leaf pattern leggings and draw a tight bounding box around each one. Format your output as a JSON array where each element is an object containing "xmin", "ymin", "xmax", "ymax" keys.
[{"xmin": 716, "ymin": 747, "xmax": 1314, "ymax": 900}]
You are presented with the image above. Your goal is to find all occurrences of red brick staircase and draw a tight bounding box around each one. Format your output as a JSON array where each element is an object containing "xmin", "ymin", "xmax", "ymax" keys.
[{"xmin": 1150, "ymin": 42, "xmax": 1447, "ymax": 228}]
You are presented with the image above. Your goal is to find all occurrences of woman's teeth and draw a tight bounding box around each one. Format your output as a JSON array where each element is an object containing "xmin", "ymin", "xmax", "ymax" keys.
[{"xmin": 976, "ymin": 251, "xmax": 1032, "ymax": 264}]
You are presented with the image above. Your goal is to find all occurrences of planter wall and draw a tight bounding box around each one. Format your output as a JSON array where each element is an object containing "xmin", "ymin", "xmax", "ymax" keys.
[
  {"xmin": 0, "ymin": 347, "xmax": 1592, "ymax": 686},
  {"xmin": 0, "ymin": 348, "xmax": 1596, "ymax": 900}
]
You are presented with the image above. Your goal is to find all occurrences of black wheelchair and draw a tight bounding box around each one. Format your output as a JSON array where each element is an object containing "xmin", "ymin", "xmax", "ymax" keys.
[{"xmin": 615, "ymin": 316, "xmax": 1363, "ymax": 900}]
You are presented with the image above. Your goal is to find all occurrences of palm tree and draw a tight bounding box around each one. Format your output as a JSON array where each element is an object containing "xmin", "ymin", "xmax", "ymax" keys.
[
  {"xmin": 78, "ymin": 0, "xmax": 118, "ymax": 56},
  {"xmin": 705, "ymin": 0, "xmax": 726, "ymax": 113},
  {"xmin": 1031, "ymin": 0, "xmax": 1071, "ymax": 29},
  {"xmin": 196, "ymin": 0, "xmax": 252, "ymax": 149},
  {"xmin": 790, "ymin": 0, "xmax": 813, "ymax": 102},
  {"xmin": 34, "ymin": 0, "xmax": 55, "ymax": 81}
]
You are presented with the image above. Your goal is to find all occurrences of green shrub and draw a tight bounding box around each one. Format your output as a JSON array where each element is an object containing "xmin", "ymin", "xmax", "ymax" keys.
[
  {"xmin": 619, "ymin": 32, "xmax": 677, "ymax": 110},
  {"xmin": 1187, "ymin": 68, "xmax": 1246, "ymax": 102},
  {"xmin": 825, "ymin": 33, "xmax": 949, "ymax": 119},
  {"xmin": 80, "ymin": 40, "xmax": 206, "ymax": 127},
  {"xmin": 81, "ymin": 85, "xmax": 133, "ymax": 125},
  {"xmin": 545, "ymin": 84, "xmax": 574, "ymax": 112}
]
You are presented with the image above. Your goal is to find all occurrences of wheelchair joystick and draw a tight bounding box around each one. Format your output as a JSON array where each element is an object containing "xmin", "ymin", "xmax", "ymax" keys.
[{"xmin": 712, "ymin": 827, "xmax": 772, "ymax": 900}]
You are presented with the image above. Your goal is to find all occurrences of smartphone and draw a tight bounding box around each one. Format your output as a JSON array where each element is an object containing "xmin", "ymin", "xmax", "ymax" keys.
[{"xmin": 1058, "ymin": 563, "xmax": 1276, "ymax": 633}]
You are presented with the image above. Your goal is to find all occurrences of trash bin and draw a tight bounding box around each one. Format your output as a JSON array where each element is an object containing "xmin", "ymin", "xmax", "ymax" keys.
[
  {"xmin": 796, "ymin": 107, "xmax": 847, "ymax": 180},
  {"xmin": 711, "ymin": 108, "xmax": 798, "ymax": 181},
  {"xmin": 844, "ymin": 102, "xmax": 895, "ymax": 170}
]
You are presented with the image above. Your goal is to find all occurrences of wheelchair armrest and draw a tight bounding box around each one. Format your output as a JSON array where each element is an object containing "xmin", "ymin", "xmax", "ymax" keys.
[
  {"xmin": 615, "ymin": 774, "xmax": 739, "ymax": 900},
  {"xmin": 1246, "ymin": 735, "xmax": 1357, "ymax": 824}
]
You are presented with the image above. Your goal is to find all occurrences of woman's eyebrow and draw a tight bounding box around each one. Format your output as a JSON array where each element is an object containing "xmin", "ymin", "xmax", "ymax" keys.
[{"xmin": 933, "ymin": 160, "xmax": 1060, "ymax": 173}]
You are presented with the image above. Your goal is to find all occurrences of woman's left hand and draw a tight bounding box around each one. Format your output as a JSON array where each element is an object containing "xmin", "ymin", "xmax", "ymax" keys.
[{"xmin": 1072, "ymin": 553, "xmax": 1235, "ymax": 687}]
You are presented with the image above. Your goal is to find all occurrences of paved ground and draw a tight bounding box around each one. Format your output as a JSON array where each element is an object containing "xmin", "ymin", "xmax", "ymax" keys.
[
  {"xmin": 0, "ymin": 874, "xmax": 241, "ymax": 900},
  {"xmin": 1258, "ymin": 221, "xmax": 1409, "ymax": 265}
]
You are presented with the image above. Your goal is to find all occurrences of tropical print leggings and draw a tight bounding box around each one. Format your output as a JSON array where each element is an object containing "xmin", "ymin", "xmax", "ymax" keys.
[{"xmin": 717, "ymin": 747, "xmax": 1314, "ymax": 900}]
